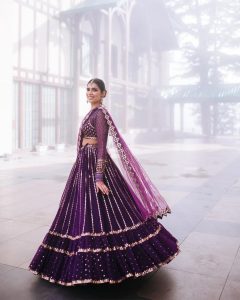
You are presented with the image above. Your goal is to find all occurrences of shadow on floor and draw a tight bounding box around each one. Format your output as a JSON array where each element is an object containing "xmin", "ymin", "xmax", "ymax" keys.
[{"xmin": 30, "ymin": 268, "xmax": 177, "ymax": 300}]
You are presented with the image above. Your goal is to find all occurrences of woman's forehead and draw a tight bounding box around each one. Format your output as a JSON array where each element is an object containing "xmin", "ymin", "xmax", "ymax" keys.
[{"xmin": 87, "ymin": 82, "xmax": 99, "ymax": 89}]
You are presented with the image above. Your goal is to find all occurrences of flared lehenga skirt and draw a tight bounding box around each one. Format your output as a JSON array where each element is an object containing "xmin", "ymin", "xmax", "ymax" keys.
[{"xmin": 28, "ymin": 144, "xmax": 180, "ymax": 285}]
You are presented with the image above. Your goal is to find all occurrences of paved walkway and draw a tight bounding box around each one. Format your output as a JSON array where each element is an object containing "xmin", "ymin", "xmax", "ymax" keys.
[{"xmin": 0, "ymin": 138, "xmax": 240, "ymax": 300}]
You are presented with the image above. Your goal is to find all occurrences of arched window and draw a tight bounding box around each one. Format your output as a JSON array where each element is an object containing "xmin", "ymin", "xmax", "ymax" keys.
[
  {"xmin": 111, "ymin": 15, "xmax": 124, "ymax": 79},
  {"xmin": 129, "ymin": 4, "xmax": 150, "ymax": 83},
  {"xmin": 60, "ymin": 21, "xmax": 71, "ymax": 77},
  {"xmin": 21, "ymin": 6, "xmax": 34, "ymax": 70},
  {"xmin": 97, "ymin": 15, "xmax": 106, "ymax": 78},
  {"xmin": 79, "ymin": 17, "xmax": 93, "ymax": 76}
]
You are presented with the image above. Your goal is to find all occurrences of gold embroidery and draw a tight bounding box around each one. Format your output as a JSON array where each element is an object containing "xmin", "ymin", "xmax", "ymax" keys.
[
  {"xmin": 96, "ymin": 158, "xmax": 107, "ymax": 173},
  {"xmin": 105, "ymin": 166, "xmax": 134, "ymax": 227},
  {"xmin": 88, "ymin": 147, "xmax": 95, "ymax": 231},
  {"xmin": 80, "ymin": 144, "xmax": 97, "ymax": 150},
  {"xmin": 86, "ymin": 121, "xmax": 95, "ymax": 129},
  {"xmin": 49, "ymin": 220, "xmax": 144, "ymax": 240},
  {"xmin": 83, "ymin": 136, "xmax": 97, "ymax": 139},
  {"xmin": 41, "ymin": 226, "xmax": 161, "ymax": 256},
  {"xmin": 28, "ymin": 245, "xmax": 180, "ymax": 286}
]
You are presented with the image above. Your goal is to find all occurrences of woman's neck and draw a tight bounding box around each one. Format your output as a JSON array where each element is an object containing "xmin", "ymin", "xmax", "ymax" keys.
[{"xmin": 91, "ymin": 103, "xmax": 102, "ymax": 110}]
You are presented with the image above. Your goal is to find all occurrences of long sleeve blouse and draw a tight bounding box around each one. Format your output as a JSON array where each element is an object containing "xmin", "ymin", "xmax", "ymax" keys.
[{"xmin": 81, "ymin": 107, "xmax": 109, "ymax": 182}]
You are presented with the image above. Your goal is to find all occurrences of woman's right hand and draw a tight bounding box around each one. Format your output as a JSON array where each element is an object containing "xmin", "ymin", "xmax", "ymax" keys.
[{"xmin": 96, "ymin": 181, "xmax": 109, "ymax": 195}]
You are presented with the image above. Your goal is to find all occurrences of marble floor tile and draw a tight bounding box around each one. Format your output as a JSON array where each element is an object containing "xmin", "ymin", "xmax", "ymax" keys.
[
  {"xmin": 14, "ymin": 205, "xmax": 58, "ymax": 226},
  {"xmin": 220, "ymin": 280, "xmax": 240, "ymax": 300},
  {"xmin": 0, "ymin": 263, "xmax": 15, "ymax": 279},
  {"xmin": 195, "ymin": 219, "xmax": 240, "ymax": 238},
  {"xmin": 228, "ymin": 248, "xmax": 240, "ymax": 282},
  {"xmin": 166, "ymin": 232, "xmax": 240, "ymax": 279},
  {"xmin": 167, "ymin": 246, "xmax": 233, "ymax": 279},
  {"xmin": 207, "ymin": 199, "xmax": 240, "ymax": 224},
  {"xmin": 181, "ymin": 232, "xmax": 240, "ymax": 257},
  {"xmin": 15, "ymin": 225, "xmax": 49, "ymax": 244},
  {"xmin": 138, "ymin": 268, "xmax": 225, "ymax": 300},
  {"xmin": 0, "ymin": 239, "xmax": 38, "ymax": 267},
  {"xmin": 0, "ymin": 220, "xmax": 42, "ymax": 243}
]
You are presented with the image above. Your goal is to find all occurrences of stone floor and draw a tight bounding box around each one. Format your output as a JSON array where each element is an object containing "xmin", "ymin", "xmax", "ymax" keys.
[{"xmin": 0, "ymin": 138, "xmax": 240, "ymax": 300}]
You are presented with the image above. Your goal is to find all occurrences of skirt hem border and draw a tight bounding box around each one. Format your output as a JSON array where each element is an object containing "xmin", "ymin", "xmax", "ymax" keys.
[{"xmin": 28, "ymin": 245, "xmax": 180, "ymax": 286}]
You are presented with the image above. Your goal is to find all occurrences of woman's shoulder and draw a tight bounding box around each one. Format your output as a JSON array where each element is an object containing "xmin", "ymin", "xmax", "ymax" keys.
[
  {"xmin": 96, "ymin": 105, "xmax": 109, "ymax": 116},
  {"xmin": 94, "ymin": 106, "xmax": 111, "ymax": 127}
]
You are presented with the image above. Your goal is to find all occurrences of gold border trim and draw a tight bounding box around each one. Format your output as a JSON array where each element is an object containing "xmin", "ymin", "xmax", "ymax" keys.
[
  {"xmin": 28, "ymin": 246, "xmax": 180, "ymax": 286},
  {"xmin": 49, "ymin": 221, "xmax": 144, "ymax": 240},
  {"xmin": 42, "ymin": 227, "xmax": 161, "ymax": 256}
]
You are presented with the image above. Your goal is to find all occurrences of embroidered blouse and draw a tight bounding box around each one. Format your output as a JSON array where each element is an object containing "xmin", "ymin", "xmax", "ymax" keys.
[{"xmin": 81, "ymin": 107, "xmax": 109, "ymax": 182}]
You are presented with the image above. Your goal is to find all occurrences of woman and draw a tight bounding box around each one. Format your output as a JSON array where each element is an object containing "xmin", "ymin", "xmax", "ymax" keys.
[{"xmin": 28, "ymin": 78, "xmax": 180, "ymax": 286}]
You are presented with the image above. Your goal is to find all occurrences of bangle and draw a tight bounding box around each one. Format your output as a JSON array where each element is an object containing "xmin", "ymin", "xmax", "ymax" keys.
[{"xmin": 95, "ymin": 172, "xmax": 103, "ymax": 182}]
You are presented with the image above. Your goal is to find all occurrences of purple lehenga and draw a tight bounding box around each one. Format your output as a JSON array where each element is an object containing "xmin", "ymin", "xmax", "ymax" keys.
[{"xmin": 28, "ymin": 105, "xmax": 180, "ymax": 285}]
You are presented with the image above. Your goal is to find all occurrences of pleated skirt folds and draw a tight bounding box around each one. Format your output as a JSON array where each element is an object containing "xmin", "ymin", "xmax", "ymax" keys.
[{"xmin": 28, "ymin": 144, "xmax": 180, "ymax": 285}]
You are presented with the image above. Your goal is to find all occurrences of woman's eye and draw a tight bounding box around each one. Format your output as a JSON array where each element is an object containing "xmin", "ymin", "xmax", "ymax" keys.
[{"xmin": 86, "ymin": 87, "xmax": 98, "ymax": 92}]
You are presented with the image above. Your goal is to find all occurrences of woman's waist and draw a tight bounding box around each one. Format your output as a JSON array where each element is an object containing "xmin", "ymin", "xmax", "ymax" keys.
[{"xmin": 82, "ymin": 136, "xmax": 98, "ymax": 146}]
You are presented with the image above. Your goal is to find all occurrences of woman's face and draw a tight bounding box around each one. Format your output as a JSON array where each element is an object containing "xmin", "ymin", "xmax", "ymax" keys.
[{"xmin": 86, "ymin": 82, "xmax": 106, "ymax": 105}]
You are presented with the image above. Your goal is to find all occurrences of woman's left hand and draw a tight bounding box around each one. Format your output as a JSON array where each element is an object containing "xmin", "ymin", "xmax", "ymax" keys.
[{"xmin": 96, "ymin": 181, "xmax": 110, "ymax": 195}]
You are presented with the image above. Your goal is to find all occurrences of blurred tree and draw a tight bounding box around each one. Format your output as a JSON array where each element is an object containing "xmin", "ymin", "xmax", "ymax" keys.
[{"xmin": 165, "ymin": 0, "xmax": 240, "ymax": 136}]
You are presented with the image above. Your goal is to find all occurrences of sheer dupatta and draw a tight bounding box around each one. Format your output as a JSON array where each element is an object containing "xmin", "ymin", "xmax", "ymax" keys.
[{"xmin": 99, "ymin": 105, "xmax": 171, "ymax": 220}]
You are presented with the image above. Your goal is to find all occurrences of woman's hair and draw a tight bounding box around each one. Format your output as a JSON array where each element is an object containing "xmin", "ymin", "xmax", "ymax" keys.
[{"xmin": 87, "ymin": 78, "xmax": 106, "ymax": 92}]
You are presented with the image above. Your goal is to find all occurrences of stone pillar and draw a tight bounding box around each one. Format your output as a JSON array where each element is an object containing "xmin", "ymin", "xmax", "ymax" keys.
[
  {"xmin": 168, "ymin": 102, "xmax": 175, "ymax": 135},
  {"xmin": 201, "ymin": 102, "xmax": 211, "ymax": 136},
  {"xmin": 106, "ymin": 9, "xmax": 112, "ymax": 111},
  {"xmin": 0, "ymin": 1, "xmax": 13, "ymax": 155},
  {"xmin": 180, "ymin": 103, "xmax": 184, "ymax": 133},
  {"xmin": 72, "ymin": 15, "xmax": 81, "ymax": 144}
]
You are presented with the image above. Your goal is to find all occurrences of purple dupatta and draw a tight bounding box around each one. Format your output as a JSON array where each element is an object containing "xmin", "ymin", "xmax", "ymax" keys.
[
  {"xmin": 77, "ymin": 104, "xmax": 171, "ymax": 220},
  {"xmin": 100, "ymin": 105, "xmax": 171, "ymax": 220}
]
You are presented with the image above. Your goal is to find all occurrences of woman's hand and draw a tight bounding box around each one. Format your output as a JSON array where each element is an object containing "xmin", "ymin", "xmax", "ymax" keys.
[
  {"xmin": 96, "ymin": 181, "xmax": 110, "ymax": 195},
  {"xmin": 96, "ymin": 181, "xmax": 109, "ymax": 195}
]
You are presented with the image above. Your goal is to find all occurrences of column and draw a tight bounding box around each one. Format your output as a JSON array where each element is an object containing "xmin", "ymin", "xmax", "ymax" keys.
[
  {"xmin": 124, "ymin": 6, "xmax": 130, "ymax": 133},
  {"xmin": 106, "ymin": 8, "xmax": 112, "ymax": 111},
  {"xmin": 180, "ymin": 102, "xmax": 184, "ymax": 133},
  {"xmin": 72, "ymin": 15, "xmax": 80, "ymax": 144},
  {"xmin": 0, "ymin": 1, "xmax": 13, "ymax": 155},
  {"xmin": 201, "ymin": 102, "xmax": 211, "ymax": 136}
]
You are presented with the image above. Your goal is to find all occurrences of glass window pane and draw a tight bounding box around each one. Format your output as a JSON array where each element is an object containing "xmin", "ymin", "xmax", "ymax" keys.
[
  {"xmin": 81, "ymin": 33, "xmax": 93, "ymax": 75},
  {"xmin": 22, "ymin": 83, "xmax": 39, "ymax": 149},
  {"xmin": 42, "ymin": 87, "xmax": 56, "ymax": 146},
  {"xmin": 111, "ymin": 45, "xmax": 118, "ymax": 77},
  {"xmin": 36, "ymin": 12, "xmax": 48, "ymax": 72},
  {"xmin": 59, "ymin": 89, "xmax": 71, "ymax": 143},
  {"xmin": 21, "ymin": 6, "xmax": 34, "ymax": 69},
  {"xmin": 13, "ymin": 2, "xmax": 19, "ymax": 67},
  {"xmin": 13, "ymin": 82, "xmax": 19, "ymax": 149},
  {"xmin": 49, "ymin": 18, "xmax": 60, "ymax": 74},
  {"xmin": 60, "ymin": 22, "xmax": 71, "ymax": 77}
]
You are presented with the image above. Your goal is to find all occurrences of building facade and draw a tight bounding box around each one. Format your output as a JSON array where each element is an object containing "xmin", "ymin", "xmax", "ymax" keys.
[{"xmin": 1, "ymin": 0, "xmax": 177, "ymax": 155}]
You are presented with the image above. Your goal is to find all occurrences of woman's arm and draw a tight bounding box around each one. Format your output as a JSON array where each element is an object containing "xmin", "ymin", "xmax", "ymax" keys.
[{"xmin": 95, "ymin": 109, "xmax": 109, "ymax": 182}]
